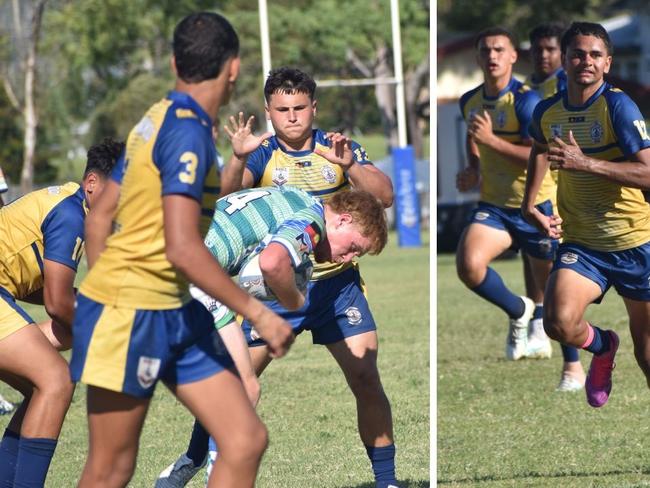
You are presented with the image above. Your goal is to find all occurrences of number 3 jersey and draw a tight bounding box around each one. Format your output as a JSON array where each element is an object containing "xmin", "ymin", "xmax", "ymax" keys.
[
  {"xmin": 530, "ymin": 82, "xmax": 650, "ymax": 251},
  {"xmin": 79, "ymin": 91, "xmax": 219, "ymax": 309},
  {"xmin": 205, "ymin": 186, "xmax": 325, "ymax": 275},
  {"xmin": 0, "ymin": 182, "xmax": 86, "ymax": 299}
]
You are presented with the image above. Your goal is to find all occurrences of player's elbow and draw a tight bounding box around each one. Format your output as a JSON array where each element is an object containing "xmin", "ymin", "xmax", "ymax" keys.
[
  {"xmin": 44, "ymin": 296, "xmax": 73, "ymax": 329},
  {"xmin": 166, "ymin": 240, "xmax": 195, "ymax": 275},
  {"xmin": 381, "ymin": 187, "xmax": 395, "ymax": 208}
]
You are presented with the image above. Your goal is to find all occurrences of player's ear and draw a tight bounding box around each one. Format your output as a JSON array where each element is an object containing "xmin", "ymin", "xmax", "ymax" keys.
[
  {"xmin": 312, "ymin": 99, "xmax": 317, "ymax": 115},
  {"xmin": 338, "ymin": 213, "xmax": 352, "ymax": 226},
  {"xmin": 170, "ymin": 56, "xmax": 178, "ymax": 76},
  {"xmin": 265, "ymin": 103, "xmax": 271, "ymax": 120},
  {"xmin": 228, "ymin": 57, "xmax": 240, "ymax": 83},
  {"xmin": 84, "ymin": 172, "xmax": 98, "ymax": 194},
  {"xmin": 603, "ymin": 55, "xmax": 612, "ymax": 74}
]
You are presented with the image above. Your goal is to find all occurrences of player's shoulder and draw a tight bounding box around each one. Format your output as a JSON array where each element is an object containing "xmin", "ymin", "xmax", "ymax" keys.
[
  {"xmin": 602, "ymin": 83, "xmax": 636, "ymax": 107},
  {"xmin": 459, "ymin": 84, "xmax": 482, "ymax": 111},
  {"xmin": 513, "ymin": 78, "xmax": 540, "ymax": 103},
  {"xmin": 532, "ymin": 90, "xmax": 563, "ymax": 119},
  {"xmin": 160, "ymin": 91, "xmax": 213, "ymax": 137}
]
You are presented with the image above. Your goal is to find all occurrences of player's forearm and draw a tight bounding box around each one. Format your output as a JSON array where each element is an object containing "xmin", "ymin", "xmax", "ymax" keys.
[
  {"xmin": 347, "ymin": 165, "xmax": 394, "ymax": 208},
  {"xmin": 219, "ymin": 154, "xmax": 247, "ymax": 197},
  {"xmin": 218, "ymin": 322, "xmax": 258, "ymax": 382},
  {"xmin": 522, "ymin": 146, "xmax": 550, "ymax": 212},
  {"xmin": 44, "ymin": 292, "xmax": 75, "ymax": 330},
  {"xmin": 580, "ymin": 158, "xmax": 650, "ymax": 189},
  {"xmin": 485, "ymin": 136, "xmax": 532, "ymax": 168}
]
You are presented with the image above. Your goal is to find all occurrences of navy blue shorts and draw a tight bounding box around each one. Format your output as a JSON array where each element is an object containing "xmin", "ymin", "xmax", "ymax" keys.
[
  {"xmin": 70, "ymin": 294, "xmax": 233, "ymax": 398},
  {"xmin": 242, "ymin": 267, "xmax": 376, "ymax": 346},
  {"xmin": 470, "ymin": 200, "xmax": 558, "ymax": 259},
  {"xmin": 553, "ymin": 241, "xmax": 650, "ymax": 302}
]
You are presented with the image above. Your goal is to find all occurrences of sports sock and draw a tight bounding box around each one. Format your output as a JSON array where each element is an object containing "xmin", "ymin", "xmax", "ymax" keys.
[
  {"xmin": 533, "ymin": 304, "xmax": 543, "ymax": 321},
  {"xmin": 0, "ymin": 429, "xmax": 19, "ymax": 488},
  {"xmin": 581, "ymin": 324, "xmax": 611, "ymax": 356},
  {"xmin": 470, "ymin": 267, "xmax": 525, "ymax": 318},
  {"xmin": 365, "ymin": 444, "xmax": 397, "ymax": 486},
  {"xmin": 561, "ymin": 344, "xmax": 580, "ymax": 362},
  {"xmin": 186, "ymin": 420, "xmax": 209, "ymax": 467},
  {"xmin": 14, "ymin": 437, "xmax": 57, "ymax": 488}
]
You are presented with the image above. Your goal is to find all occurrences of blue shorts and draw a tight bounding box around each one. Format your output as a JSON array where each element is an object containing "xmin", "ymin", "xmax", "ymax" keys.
[
  {"xmin": 470, "ymin": 200, "xmax": 558, "ymax": 260},
  {"xmin": 553, "ymin": 241, "xmax": 650, "ymax": 302},
  {"xmin": 0, "ymin": 287, "xmax": 34, "ymax": 341},
  {"xmin": 242, "ymin": 267, "xmax": 376, "ymax": 346},
  {"xmin": 70, "ymin": 294, "xmax": 233, "ymax": 398}
]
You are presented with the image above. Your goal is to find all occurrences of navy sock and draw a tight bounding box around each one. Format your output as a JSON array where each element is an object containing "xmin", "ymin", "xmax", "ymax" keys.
[
  {"xmin": 561, "ymin": 344, "xmax": 580, "ymax": 362},
  {"xmin": 14, "ymin": 437, "xmax": 57, "ymax": 488},
  {"xmin": 583, "ymin": 325, "xmax": 611, "ymax": 356},
  {"xmin": 186, "ymin": 420, "xmax": 209, "ymax": 467},
  {"xmin": 0, "ymin": 429, "xmax": 20, "ymax": 488},
  {"xmin": 533, "ymin": 305, "xmax": 543, "ymax": 321},
  {"xmin": 365, "ymin": 444, "xmax": 397, "ymax": 485},
  {"xmin": 470, "ymin": 268, "xmax": 524, "ymax": 318}
]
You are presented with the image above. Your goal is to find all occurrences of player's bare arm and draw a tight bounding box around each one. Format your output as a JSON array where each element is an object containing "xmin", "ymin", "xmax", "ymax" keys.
[
  {"xmin": 549, "ymin": 131, "xmax": 650, "ymax": 188},
  {"xmin": 219, "ymin": 112, "xmax": 272, "ymax": 196},
  {"xmin": 469, "ymin": 110, "xmax": 533, "ymax": 168},
  {"xmin": 522, "ymin": 142, "xmax": 563, "ymax": 239},
  {"xmin": 217, "ymin": 321, "xmax": 261, "ymax": 406},
  {"xmin": 42, "ymin": 259, "xmax": 77, "ymax": 330},
  {"xmin": 456, "ymin": 135, "xmax": 481, "ymax": 191},
  {"xmin": 85, "ymin": 179, "xmax": 121, "ymax": 269},
  {"xmin": 258, "ymin": 242, "xmax": 306, "ymax": 311},
  {"xmin": 315, "ymin": 132, "xmax": 394, "ymax": 207},
  {"xmin": 163, "ymin": 194, "xmax": 294, "ymax": 358}
]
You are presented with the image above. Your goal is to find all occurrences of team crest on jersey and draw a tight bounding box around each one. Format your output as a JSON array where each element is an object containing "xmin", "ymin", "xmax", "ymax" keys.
[
  {"xmin": 590, "ymin": 121, "xmax": 603, "ymax": 143},
  {"xmin": 272, "ymin": 167, "xmax": 289, "ymax": 186},
  {"xmin": 550, "ymin": 124, "xmax": 563, "ymax": 138},
  {"xmin": 321, "ymin": 166, "xmax": 337, "ymax": 184},
  {"xmin": 136, "ymin": 356, "xmax": 161, "ymax": 389},
  {"xmin": 474, "ymin": 211, "xmax": 490, "ymax": 221},
  {"xmin": 345, "ymin": 307, "xmax": 362, "ymax": 325},
  {"xmin": 560, "ymin": 252, "xmax": 578, "ymax": 265},
  {"xmin": 496, "ymin": 110, "xmax": 506, "ymax": 128}
]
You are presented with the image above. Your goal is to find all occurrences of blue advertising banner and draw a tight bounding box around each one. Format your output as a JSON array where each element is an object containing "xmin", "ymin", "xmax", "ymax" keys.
[{"xmin": 392, "ymin": 145, "xmax": 421, "ymax": 247}]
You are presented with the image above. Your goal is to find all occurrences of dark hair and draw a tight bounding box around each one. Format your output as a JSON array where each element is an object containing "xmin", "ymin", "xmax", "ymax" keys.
[
  {"xmin": 84, "ymin": 138, "xmax": 124, "ymax": 179},
  {"xmin": 264, "ymin": 67, "xmax": 316, "ymax": 102},
  {"xmin": 173, "ymin": 12, "xmax": 239, "ymax": 83},
  {"xmin": 529, "ymin": 22, "xmax": 566, "ymax": 45},
  {"xmin": 474, "ymin": 27, "xmax": 517, "ymax": 49},
  {"xmin": 561, "ymin": 21, "xmax": 612, "ymax": 55}
]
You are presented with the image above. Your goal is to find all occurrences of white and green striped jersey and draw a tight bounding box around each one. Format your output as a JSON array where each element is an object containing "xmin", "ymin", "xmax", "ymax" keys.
[{"xmin": 205, "ymin": 186, "xmax": 326, "ymax": 274}]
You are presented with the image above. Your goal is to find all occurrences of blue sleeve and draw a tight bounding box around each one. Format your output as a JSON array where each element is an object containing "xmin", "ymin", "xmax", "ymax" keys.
[
  {"xmin": 607, "ymin": 91, "xmax": 650, "ymax": 157},
  {"xmin": 110, "ymin": 153, "xmax": 126, "ymax": 184},
  {"xmin": 350, "ymin": 140, "xmax": 372, "ymax": 166},
  {"xmin": 514, "ymin": 90, "xmax": 541, "ymax": 139},
  {"xmin": 41, "ymin": 199, "xmax": 84, "ymax": 270},
  {"xmin": 154, "ymin": 119, "xmax": 215, "ymax": 201},
  {"xmin": 246, "ymin": 147, "xmax": 266, "ymax": 185},
  {"xmin": 458, "ymin": 90, "xmax": 472, "ymax": 120}
]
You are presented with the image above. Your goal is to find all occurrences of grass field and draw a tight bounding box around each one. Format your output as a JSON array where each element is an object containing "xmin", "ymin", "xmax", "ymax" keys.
[
  {"xmin": 0, "ymin": 232, "xmax": 430, "ymax": 487},
  {"xmin": 438, "ymin": 253, "xmax": 650, "ymax": 488}
]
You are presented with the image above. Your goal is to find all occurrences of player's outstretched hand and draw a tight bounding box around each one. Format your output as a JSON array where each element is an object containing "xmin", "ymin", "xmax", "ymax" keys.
[
  {"xmin": 224, "ymin": 112, "xmax": 273, "ymax": 159},
  {"xmin": 314, "ymin": 132, "xmax": 355, "ymax": 170},
  {"xmin": 252, "ymin": 308, "xmax": 295, "ymax": 359}
]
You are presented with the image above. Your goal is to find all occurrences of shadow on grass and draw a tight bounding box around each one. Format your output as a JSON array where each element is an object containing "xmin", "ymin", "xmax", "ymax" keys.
[
  {"xmin": 437, "ymin": 468, "xmax": 650, "ymax": 485},
  {"xmin": 344, "ymin": 479, "xmax": 430, "ymax": 488}
]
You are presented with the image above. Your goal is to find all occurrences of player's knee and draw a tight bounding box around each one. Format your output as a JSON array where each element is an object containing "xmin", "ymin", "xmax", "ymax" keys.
[
  {"xmin": 543, "ymin": 305, "xmax": 578, "ymax": 341},
  {"xmin": 220, "ymin": 419, "xmax": 268, "ymax": 463},
  {"xmin": 347, "ymin": 367, "xmax": 384, "ymax": 399},
  {"xmin": 455, "ymin": 255, "xmax": 484, "ymax": 287}
]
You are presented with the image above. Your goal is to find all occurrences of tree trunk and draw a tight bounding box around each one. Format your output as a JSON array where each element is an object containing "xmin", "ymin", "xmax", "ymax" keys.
[
  {"xmin": 405, "ymin": 55, "xmax": 429, "ymax": 159},
  {"xmin": 373, "ymin": 42, "xmax": 399, "ymax": 152},
  {"xmin": 20, "ymin": 0, "xmax": 47, "ymax": 194}
]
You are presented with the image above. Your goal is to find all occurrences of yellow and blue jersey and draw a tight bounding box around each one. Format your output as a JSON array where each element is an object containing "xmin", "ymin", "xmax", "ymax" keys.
[
  {"xmin": 459, "ymin": 77, "xmax": 555, "ymax": 208},
  {"xmin": 530, "ymin": 82, "xmax": 650, "ymax": 251},
  {"xmin": 246, "ymin": 129, "xmax": 371, "ymax": 279},
  {"xmin": 0, "ymin": 182, "xmax": 86, "ymax": 299},
  {"xmin": 524, "ymin": 68, "xmax": 567, "ymax": 100},
  {"xmin": 80, "ymin": 91, "xmax": 219, "ymax": 309}
]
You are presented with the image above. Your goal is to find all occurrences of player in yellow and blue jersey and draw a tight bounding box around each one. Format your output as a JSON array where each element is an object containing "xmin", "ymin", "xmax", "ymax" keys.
[
  {"xmin": 523, "ymin": 22, "xmax": 650, "ymax": 408},
  {"xmin": 157, "ymin": 66, "xmax": 398, "ymax": 488},
  {"xmin": 69, "ymin": 13, "xmax": 293, "ymax": 488},
  {"xmin": 0, "ymin": 138, "xmax": 122, "ymax": 488},
  {"xmin": 455, "ymin": 27, "xmax": 561, "ymax": 370},
  {"xmin": 523, "ymin": 22, "xmax": 586, "ymax": 392}
]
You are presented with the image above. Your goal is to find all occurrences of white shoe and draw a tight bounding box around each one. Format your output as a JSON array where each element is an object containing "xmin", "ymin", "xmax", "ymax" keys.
[
  {"xmin": 526, "ymin": 318, "xmax": 552, "ymax": 359},
  {"xmin": 556, "ymin": 372, "xmax": 585, "ymax": 392},
  {"xmin": 155, "ymin": 454, "xmax": 206, "ymax": 488},
  {"xmin": 505, "ymin": 296, "xmax": 535, "ymax": 360}
]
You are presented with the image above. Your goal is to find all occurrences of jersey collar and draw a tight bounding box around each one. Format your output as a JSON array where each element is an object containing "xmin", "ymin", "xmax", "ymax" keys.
[
  {"xmin": 166, "ymin": 91, "xmax": 213, "ymax": 128},
  {"xmin": 482, "ymin": 77, "xmax": 517, "ymax": 101},
  {"xmin": 562, "ymin": 81, "xmax": 609, "ymax": 111}
]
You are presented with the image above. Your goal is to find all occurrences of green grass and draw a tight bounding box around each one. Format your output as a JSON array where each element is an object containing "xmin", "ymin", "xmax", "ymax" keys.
[
  {"xmin": 438, "ymin": 253, "xmax": 650, "ymax": 487},
  {"xmin": 0, "ymin": 231, "xmax": 430, "ymax": 487}
]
